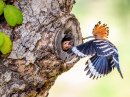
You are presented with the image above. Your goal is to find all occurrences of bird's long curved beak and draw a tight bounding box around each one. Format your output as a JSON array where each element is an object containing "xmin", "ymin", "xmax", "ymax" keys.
[
  {"xmin": 69, "ymin": 40, "xmax": 74, "ymax": 43},
  {"xmin": 68, "ymin": 40, "xmax": 74, "ymax": 47},
  {"xmin": 82, "ymin": 36, "xmax": 94, "ymax": 40}
]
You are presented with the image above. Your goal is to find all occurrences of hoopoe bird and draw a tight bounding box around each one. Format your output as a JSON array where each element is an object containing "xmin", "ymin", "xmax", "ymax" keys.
[{"xmin": 62, "ymin": 21, "xmax": 123, "ymax": 79}]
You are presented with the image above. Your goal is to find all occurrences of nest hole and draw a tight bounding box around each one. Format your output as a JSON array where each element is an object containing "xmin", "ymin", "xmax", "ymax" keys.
[
  {"xmin": 55, "ymin": 27, "xmax": 78, "ymax": 61},
  {"xmin": 55, "ymin": 17, "xmax": 82, "ymax": 62}
]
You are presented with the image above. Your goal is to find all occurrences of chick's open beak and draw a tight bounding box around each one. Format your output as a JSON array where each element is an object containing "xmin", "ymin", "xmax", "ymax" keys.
[{"xmin": 62, "ymin": 40, "xmax": 73, "ymax": 51}]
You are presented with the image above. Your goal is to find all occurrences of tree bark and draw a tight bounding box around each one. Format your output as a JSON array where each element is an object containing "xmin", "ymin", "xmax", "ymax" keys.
[{"xmin": 0, "ymin": 0, "xmax": 82, "ymax": 97}]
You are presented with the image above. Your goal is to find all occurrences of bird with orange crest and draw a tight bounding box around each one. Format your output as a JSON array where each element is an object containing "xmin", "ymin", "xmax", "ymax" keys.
[{"xmin": 62, "ymin": 21, "xmax": 123, "ymax": 79}]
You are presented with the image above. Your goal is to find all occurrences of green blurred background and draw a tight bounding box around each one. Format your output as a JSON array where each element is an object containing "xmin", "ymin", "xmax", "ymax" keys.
[{"xmin": 49, "ymin": 0, "xmax": 130, "ymax": 97}]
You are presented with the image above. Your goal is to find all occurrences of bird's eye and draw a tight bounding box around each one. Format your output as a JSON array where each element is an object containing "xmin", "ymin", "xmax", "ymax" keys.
[{"xmin": 94, "ymin": 35, "xmax": 97, "ymax": 37}]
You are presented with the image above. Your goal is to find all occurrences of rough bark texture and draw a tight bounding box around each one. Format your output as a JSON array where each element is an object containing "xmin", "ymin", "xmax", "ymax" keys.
[{"xmin": 0, "ymin": 0, "xmax": 82, "ymax": 97}]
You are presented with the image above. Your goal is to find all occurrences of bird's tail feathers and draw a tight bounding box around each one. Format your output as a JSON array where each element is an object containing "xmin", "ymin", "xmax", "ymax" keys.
[{"xmin": 113, "ymin": 54, "xmax": 123, "ymax": 78}]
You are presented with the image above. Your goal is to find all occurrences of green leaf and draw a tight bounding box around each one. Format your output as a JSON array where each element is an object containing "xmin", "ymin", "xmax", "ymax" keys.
[
  {"xmin": 0, "ymin": 0, "xmax": 5, "ymax": 15},
  {"xmin": 4, "ymin": 5, "xmax": 23, "ymax": 26},
  {"xmin": 0, "ymin": 33, "xmax": 4, "ymax": 47},
  {"xmin": 0, "ymin": 32, "xmax": 12, "ymax": 54}
]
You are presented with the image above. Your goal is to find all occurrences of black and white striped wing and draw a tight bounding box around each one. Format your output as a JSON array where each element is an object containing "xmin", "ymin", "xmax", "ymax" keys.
[
  {"xmin": 84, "ymin": 54, "xmax": 123, "ymax": 79},
  {"xmin": 93, "ymin": 39, "xmax": 116, "ymax": 57},
  {"xmin": 67, "ymin": 39, "xmax": 117, "ymax": 58},
  {"xmin": 84, "ymin": 40, "xmax": 123, "ymax": 79},
  {"xmin": 67, "ymin": 39, "xmax": 123, "ymax": 79},
  {"xmin": 84, "ymin": 55, "xmax": 113, "ymax": 79},
  {"xmin": 67, "ymin": 40, "xmax": 96, "ymax": 57}
]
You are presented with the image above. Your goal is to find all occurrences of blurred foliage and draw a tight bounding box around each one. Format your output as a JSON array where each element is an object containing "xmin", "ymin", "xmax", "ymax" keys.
[{"xmin": 49, "ymin": 0, "xmax": 130, "ymax": 97}]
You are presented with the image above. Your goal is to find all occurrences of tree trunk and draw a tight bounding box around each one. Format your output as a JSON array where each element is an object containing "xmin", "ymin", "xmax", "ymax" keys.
[{"xmin": 0, "ymin": 0, "xmax": 82, "ymax": 97}]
